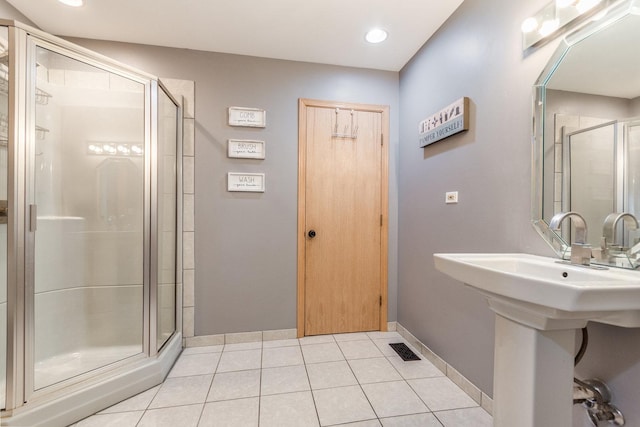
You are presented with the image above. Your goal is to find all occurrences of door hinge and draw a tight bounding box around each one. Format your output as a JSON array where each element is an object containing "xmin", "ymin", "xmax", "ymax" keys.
[
  {"xmin": 380, "ymin": 214, "xmax": 383, "ymax": 226},
  {"xmin": 381, "ymin": 134, "xmax": 384, "ymax": 146},
  {"xmin": 380, "ymin": 295, "xmax": 382, "ymax": 306}
]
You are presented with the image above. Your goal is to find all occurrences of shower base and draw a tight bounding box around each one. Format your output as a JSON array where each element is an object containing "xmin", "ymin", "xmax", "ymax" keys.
[{"xmin": 34, "ymin": 344, "xmax": 142, "ymax": 390}]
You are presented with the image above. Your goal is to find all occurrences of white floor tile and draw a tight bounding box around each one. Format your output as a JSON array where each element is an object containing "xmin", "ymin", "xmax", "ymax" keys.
[
  {"xmin": 306, "ymin": 360, "xmax": 358, "ymax": 390},
  {"xmin": 362, "ymin": 381, "xmax": 428, "ymax": 419},
  {"xmin": 216, "ymin": 349, "xmax": 262, "ymax": 372},
  {"xmin": 261, "ymin": 365, "xmax": 310, "ymax": 395},
  {"xmin": 299, "ymin": 335, "xmax": 336, "ymax": 345},
  {"xmin": 99, "ymin": 385, "xmax": 159, "ymax": 414},
  {"xmin": 199, "ymin": 397, "xmax": 259, "ymax": 427},
  {"xmin": 333, "ymin": 332, "xmax": 371, "ymax": 341},
  {"xmin": 207, "ymin": 370, "xmax": 260, "ymax": 402},
  {"xmin": 78, "ymin": 332, "xmax": 488, "ymax": 427},
  {"xmin": 366, "ymin": 332, "xmax": 402, "ymax": 340},
  {"xmin": 223, "ymin": 341, "xmax": 262, "ymax": 352},
  {"xmin": 434, "ymin": 407, "xmax": 492, "ymax": 427},
  {"xmin": 182, "ymin": 345, "xmax": 224, "ymax": 355},
  {"xmin": 260, "ymin": 391, "xmax": 319, "ymax": 427},
  {"xmin": 408, "ymin": 377, "xmax": 478, "ymax": 412},
  {"xmin": 338, "ymin": 339, "xmax": 384, "ymax": 359},
  {"xmin": 168, "ymin": 352, "xmax": 220, "ymax": 377},
  {"xmin": 301, "ymin": 342, "xmax": 345, "ymax": 364},
  {"xmin": 149, "ymin": 375, "xmax": 212, "ymax": 408},
  {"xmin": 262, "ymin": 339, "xmax": 300, "ymax": 348},
  {"xmin": 137, "ymin": 404, "xmax": 203, "ymax": 427},
  {"xmin": 313, "ymin": 385, "xmax": 377, "ymax": 426},
  {"xmin": 387, "ymin": 355, "xmax": 444, "ymax": 380},
  {"xmin": 380, "ymin": 413, "xmax": 443, "ymax": 427},
  {"xmin": 349, "ymin": 357, "xmax": 403, "ymax": 384},
  {"xmin": 342, "ymin": 421, "xmax": 383, "ymax": 427},
  {"xmin": 262, "ymin": 346, "xmax": 304, "ymax": 368},
  {"xmin": 76, "ymin": 411, "xmax": 144, "ymax": 427}
]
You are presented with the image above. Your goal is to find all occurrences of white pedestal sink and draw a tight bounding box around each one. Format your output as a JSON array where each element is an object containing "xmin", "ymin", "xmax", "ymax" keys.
[{"xmin": 433, "ymin": 253, "xmax": 640, "ymax": 427}]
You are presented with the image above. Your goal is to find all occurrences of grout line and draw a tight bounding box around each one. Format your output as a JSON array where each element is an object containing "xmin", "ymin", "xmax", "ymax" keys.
[
  {"xmin": 257, "ymin": 341, "xmax": 263, "ymax": 425},
  {"xmin": 300, "ymin": 339, "xmax": 323, "ymax": 426}
]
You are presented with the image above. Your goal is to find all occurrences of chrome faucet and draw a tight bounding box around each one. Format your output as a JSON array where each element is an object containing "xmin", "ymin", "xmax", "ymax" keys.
[
  {"xmin": 599, "ymin": 212, "xmax": 639, "ymax": 262},
  {"xmin": 549, "ymin": 211, "xmax": 591, "ymax": 266},
  {"xmin": 602, "ymin": 212, "xmax": 639, "ymax": 249}
]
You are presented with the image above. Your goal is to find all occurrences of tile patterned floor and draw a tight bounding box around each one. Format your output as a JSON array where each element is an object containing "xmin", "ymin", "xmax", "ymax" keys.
[{"xmin": 71, "ymin": 332, "xmax": 492, "ymax": 427}]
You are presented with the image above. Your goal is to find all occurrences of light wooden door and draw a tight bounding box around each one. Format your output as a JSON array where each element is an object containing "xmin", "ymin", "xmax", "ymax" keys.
[{"xmin": 298, "ymin": 99, "xmax": 389, "ymax": 337}]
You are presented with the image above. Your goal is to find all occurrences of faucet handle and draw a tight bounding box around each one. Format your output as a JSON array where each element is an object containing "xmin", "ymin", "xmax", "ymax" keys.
[{"xmin": 571, "ymin": 243, "xmax": 592, "ymax": 266}]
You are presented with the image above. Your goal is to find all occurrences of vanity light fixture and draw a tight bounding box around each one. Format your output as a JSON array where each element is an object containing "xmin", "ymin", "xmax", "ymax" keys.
[
  {"xmin": 58, "ymin": 0, "xmax": 84, "ymax": 7},
  {"xmin": 365, "ymin": 28, "xmax": 388, "ymax": 44},
  {"xmin": 87, "ymin": 142, "xmax": 143, "ymax": 157},
  {"xmin": 522, "ymin": 0, "xmax": 609, "ymax": 50},
  {"xmin": 556, "ymin": 0, "xmax": 577, "ymax": 8},
  {"xmin": 539, "ymin": 19, "xmax": 560, "ymax": 36},
  {"xmin": 521, "ymin": 17, "xmax": 539, "ymax": 33}
]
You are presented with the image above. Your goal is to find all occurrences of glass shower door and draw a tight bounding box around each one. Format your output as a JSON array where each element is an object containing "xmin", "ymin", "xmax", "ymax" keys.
[
  {"xmin": 0, "ymin": 26, "xmax": 8, "ymax": 410},
  {"xmin": 31, "ymin": 45, "xmax": 146, "ymax": 391},
  {"xmin": 156, "ymin": 87, "xmax": 178, "ymax": 351},
  {"xmin": 566, "ymin": 122, "xmax": 617, "ymax": 247}
]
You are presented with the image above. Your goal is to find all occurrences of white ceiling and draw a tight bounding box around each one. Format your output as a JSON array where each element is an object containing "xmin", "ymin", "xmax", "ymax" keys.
[{"xmin": 6, "ymin": 0, "xmax": 464, "ymax": 72}]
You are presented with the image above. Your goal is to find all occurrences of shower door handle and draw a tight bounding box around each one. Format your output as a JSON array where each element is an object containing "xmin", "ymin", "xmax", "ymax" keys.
[
  {"xmin": 0, "ymin": 200, "xmax": 6, "ymax": 224},
  {"xmin": 29, "ymin": 204, "xmax": 37, "ymax": 232}
]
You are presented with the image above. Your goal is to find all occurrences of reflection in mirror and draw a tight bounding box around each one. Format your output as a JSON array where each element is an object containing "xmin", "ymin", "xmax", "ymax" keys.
[{"xmin": 532, "ymin": 0, "xmax": 640, "ymax": 269}]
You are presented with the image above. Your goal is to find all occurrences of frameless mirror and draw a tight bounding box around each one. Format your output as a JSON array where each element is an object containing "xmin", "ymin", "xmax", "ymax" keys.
[{"xmin": 532, "ymin": 0, "xmax": 640, "ymax": 269}]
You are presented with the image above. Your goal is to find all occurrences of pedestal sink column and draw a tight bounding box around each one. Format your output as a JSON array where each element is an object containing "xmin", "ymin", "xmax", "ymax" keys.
[{"xmin": 493, "ymin": 315, "xmax": 576, "ymax": 427}]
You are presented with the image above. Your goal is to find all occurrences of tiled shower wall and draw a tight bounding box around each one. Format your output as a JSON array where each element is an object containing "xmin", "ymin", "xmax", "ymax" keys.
[{"xmin": 161, "ymin": 79, "xmax": 195, "ymax": 343}]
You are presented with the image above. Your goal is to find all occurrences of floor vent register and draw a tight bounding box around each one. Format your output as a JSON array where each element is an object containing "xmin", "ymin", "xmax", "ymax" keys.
[{"xmin": 389, "ymin": 343, "xmax": 421, "ymax": 361}]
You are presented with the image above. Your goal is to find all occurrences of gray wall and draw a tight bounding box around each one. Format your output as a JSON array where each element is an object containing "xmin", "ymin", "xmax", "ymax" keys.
[
  {"xmin": 64, "ymin": 38, "xmax": 400, "ymax": 335},
  {"xmin": 398, "ymin": 0, "xmax": 640, "ymax": 424}
]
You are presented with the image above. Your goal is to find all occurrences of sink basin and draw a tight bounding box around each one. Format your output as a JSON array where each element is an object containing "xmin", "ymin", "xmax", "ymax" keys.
[
  {"xmin": 433, "ymin": 253, "xmax": 640, "ymax": 329},
  {"xmin": 434, "ymin": 253, "xmax": 640, "ymax": 426}
]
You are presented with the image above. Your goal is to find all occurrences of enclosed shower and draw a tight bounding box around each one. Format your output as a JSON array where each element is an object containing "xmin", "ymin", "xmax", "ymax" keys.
[{"xmin": 0, "ymin": 21, "xmax": 183, "ymax": 426}]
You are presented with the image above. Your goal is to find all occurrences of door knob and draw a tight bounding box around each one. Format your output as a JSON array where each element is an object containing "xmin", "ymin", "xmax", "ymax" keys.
[{"xmin": 308, "ymin": 230, "xmax": 317, "ymax": 238}]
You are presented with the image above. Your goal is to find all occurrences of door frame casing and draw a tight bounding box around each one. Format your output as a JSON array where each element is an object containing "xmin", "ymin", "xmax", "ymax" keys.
[{"xmin": 297, "ymin": 98, "xmax": 389, "ymax": 338}]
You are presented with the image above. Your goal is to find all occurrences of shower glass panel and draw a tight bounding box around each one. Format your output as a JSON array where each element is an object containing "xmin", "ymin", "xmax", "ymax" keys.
[
  {"xmin": 156, "ymin": 87, "xmax": 177, "ymax": 350},
  {"xmin": 33, "ymin": 47, "xmax": 145, "ymax": 390},
  {"xmin": 567, "ymin": 123, "xmax": 616, "ymax": 247},
  {"xmin": 0, "ymin": 26, "xmax": 8, "ymax": 411},
  {"xmin": 627, "ymin": 123, "xmax": 640, "ymax": 245}
]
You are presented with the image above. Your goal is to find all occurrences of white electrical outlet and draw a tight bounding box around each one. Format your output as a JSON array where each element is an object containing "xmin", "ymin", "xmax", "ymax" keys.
[{"xmin": 445, "ymin": 191, "xmax": 458, "ymax": 204}]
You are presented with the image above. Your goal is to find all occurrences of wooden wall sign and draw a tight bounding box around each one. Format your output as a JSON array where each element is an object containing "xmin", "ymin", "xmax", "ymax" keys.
[
  {"xmin": 419, "ymin": 97, "xmax": 469, "ymax": 148},
  {"xmin": 227, "ymin": 172, "xmax": 265, "ymax": 192},
  {"xmin": 228, "ymin": 107, "xmax": 266, "ymax": 128},
  {"xmin": 228, "ymin": 139, "xmax": 265, "ymax": 159}
]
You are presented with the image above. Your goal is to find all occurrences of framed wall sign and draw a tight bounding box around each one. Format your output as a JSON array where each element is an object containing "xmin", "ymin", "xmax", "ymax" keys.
[
  {"xmin": 228, "ymin": 107, "xmax": 266, "ymax": 128},
  {"xmin": 419, "ymin": 97, "xmax": 470, "ymax": 148},
  {"xmin": 227, "ymin": 172, "xmax": 265, "ymax": 192},
  {"xmin": 228, "ymin": 139, "xmax": 265, "ymax": 159}
]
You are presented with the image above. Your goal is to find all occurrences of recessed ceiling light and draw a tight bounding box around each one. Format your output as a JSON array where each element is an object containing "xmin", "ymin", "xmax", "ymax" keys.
[
  {"xmin": 365, "ymin": 28, "xmax": 388, "ymax": 44},
  {"xmin": 58, "ymin": 0, "xmax": 84, "ymax": 7}
]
